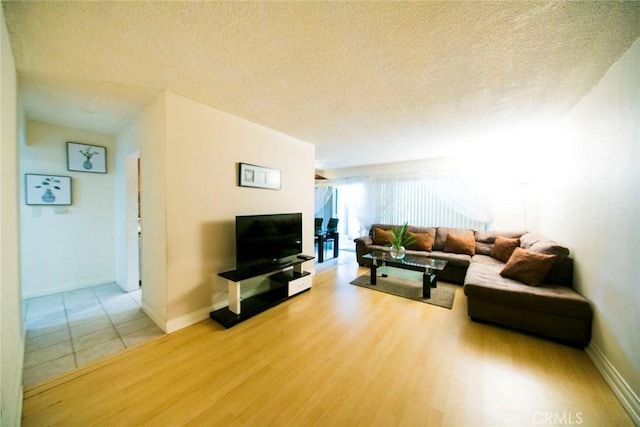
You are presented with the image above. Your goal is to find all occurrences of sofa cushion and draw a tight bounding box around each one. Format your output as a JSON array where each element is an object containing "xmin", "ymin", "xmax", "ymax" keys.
[
  {"xmin": 373, "ymin": 227, "xmax": 394, "ymax": 245},
  {"xmin": 370, "ymin": 224, "xmax": 436, "ymax": 235},
  {"xmin": 520, "ymin": 232, "xmax": 570, "ymax": 261},
  {"xmin": 530, "ymin": 240, "xmax": 570, "ymax": 260},
  {"xmin": 464, "ymin": 262, "xmax": 592, "ymax": 319},
  {"xmin": 474, "ymin": 242, "xmax": 493, "ymax": 256},
  {"xmin": 407, "ymin": 231, "xmax": 433, "ymax": 251},
  {"xmin": 500, "ymin": 248, "xmax": 556, "ymax": 286},
  {"xmin": 444, "ymin": 233, "xmax": 475, "ymax": 256},
  {"xmin": 471, "ymin": 254, "xmax": 505, "ymax": 266},
  {"xmin": 491, "ymin": 236, "xmax": 520, "ymax": 262},
  {"xmin": 473, "ymin": 253, "xmax": 574, "ymax": 287},
  {"xmin": 429, "ymin": 251, "xmax": 472, "ymax": 267},
  {"xmin": 434, "ymin": 227, "xmax": 474, "ymax": 251},
  {"xmin": 475, "ymin": 230, "xmax": 527, "ymax": 243}
]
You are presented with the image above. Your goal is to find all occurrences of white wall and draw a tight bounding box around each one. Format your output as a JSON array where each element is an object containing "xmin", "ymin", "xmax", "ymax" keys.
[
  {"xmin": 120, "ymin": 91, "xmax": 315, "ymax": 332},
  {"xmin": 529, "ymin": 39, "xmax": 640, "ymax": 421},
  {"xmin": 116, "ymin": 93, "xmax": 168, "ymax": 328},
  {"xmin": 1, "ymin": 6, "xmax": 24, "ymax": 425},
  {"xmin": 20, "ymin": 121, "xmax": 116, "ymax": 297}
]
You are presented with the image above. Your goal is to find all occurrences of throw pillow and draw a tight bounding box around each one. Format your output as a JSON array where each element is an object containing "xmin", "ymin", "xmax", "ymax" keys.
[
  {"xmin": 500, "ymin": 247, "xmax": 556, "ymax": 286},
  {"xmin": 444, "ymin": 233, "xmax": 475, "ymax": 256},
  {"xmin": 407, "ymin": 232, "xmax": 433, "ymax": 251},
  {"xmin": 434, "ymin": 227, "xmax": 474, "ymax": 251},
  {"xmin": 490, "ymin": 236, "xmax": 520, "ymax": 262},
  {"xmin": 373, "ymin": 227, "xmax": 394, "ymax": 245}
]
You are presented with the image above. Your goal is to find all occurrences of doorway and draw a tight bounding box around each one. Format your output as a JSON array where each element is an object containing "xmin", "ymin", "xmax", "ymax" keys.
[{"xmin": 122, "ymin": 152, "xmax": 141, "ymax": 293}]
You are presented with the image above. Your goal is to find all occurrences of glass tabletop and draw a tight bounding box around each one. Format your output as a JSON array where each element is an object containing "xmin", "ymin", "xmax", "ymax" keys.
[{"xmin": 363, "ymin": 250, "xmax": 448, "ymax": 271}]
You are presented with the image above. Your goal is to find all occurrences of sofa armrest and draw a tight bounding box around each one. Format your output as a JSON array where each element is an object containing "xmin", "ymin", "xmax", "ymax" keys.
[
  {"xmin": 354, "ymin": 236, "xmax": 373, "ymax": 245},
  {"xmin": 354, "ymin": 236, "xmax": 374, "ymax": 266}
]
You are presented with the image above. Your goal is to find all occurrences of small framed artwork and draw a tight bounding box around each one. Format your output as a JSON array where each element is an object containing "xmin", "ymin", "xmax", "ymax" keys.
[
  {"xmin": 67, "ymin": 142, "xmax": 107, "ymax": 173},
  {"xmin": 238, "ymin": 163, "xmax": 281, "ymax": 190},
  {"xmin": 25, "ymin": 174, "xmax": 72, "ymax": 205}
]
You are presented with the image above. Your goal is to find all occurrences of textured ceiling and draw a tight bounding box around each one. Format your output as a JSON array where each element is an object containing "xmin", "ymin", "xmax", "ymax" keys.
[{"xmin": 3, "ymin": 1, "xmax": 640, "ymax": 169}]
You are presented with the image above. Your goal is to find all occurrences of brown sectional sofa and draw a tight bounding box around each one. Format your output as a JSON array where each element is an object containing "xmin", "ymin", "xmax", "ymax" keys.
[{"xmin": 354, "ymin": 224, "xmax": 593, "ymax": 347}]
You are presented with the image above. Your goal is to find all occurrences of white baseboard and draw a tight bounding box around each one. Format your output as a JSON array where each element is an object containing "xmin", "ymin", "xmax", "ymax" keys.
[
  {"xmin": 22, "ymin": 279, "xmax": 117, "ymax": 299},
  {"xmin": 141, "ymin": 301, "xmax": 167, "ymax": 333},
  {"xmin": 143, "ymin": 300, "xmax": 228, "ymax": 334},
  {"xmin": 586, "ymin": 342, "xmax": 640, "ymax": 425},
  {"xmin": 165, "ymin": 308, "xmax": 209, "ymax": 333},
  {"xmin": 165, "ymin": 301, "xmax": 228, "ymax": 333}
]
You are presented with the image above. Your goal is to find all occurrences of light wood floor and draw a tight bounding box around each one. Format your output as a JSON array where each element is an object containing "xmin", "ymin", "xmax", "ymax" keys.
[{"xmin": 22, "ymin": 261, "xmax": 632, "ymax": 426}]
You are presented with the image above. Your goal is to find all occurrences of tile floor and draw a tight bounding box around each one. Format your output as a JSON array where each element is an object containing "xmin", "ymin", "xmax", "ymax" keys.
[{"xmin": 23, "ymin": 283, "xmax": 164, "ymax": 388}]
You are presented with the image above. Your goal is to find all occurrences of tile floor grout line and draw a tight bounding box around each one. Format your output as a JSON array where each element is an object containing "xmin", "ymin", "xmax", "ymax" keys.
[
  {"xmin": 61, "ymin": 291, "xmax": 80, "ymax": 370},
  {"xmin": 99, "ymin": 286, "xmax": 130, "ymax": 348},
  {"xmin": 119, "ymin": 290, "xmax": 146, "ymax": 344}
]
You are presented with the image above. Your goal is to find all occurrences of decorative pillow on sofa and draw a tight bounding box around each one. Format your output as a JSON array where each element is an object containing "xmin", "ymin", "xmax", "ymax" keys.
[
  {"xmin": 407, "ymin": 232, "xmax": 433, "ymax": 251},
  {"xmin": 434, "ymin": 227, "xmax": 474, "ymax": 251},
  {"xmin": 490, "ymin": 236, "xmax": 520, "ymax": 262},
  {"xmin": 373, "ymin": 227, "xmax": 394, "ymax": 245},
  {"xmin": 500, "ymin": 247, "xmax": 556, "ymax": 286},
  {"xmin": 444, "ymin": 233, "xmax": 475, "ymax": 256},
  {"xmin": 474, "ymin": 230, "xmax": 527, "ymax": 255}
]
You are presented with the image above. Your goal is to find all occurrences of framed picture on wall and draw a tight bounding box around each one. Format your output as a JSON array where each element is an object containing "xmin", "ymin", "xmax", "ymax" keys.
[
  {"xmin": 67, "ymin": 142, "xmax": 107, "ymax": 173},
  {"xmin": 25, "ymin": 174, "xmax": 72, "ymax": 205},
  {"xmin": 238, "ymin": 163, "xmax": 281, "ymax": 190}
]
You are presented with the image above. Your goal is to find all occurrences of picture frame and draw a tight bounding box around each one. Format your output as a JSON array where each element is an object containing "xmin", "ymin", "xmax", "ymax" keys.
[
  {"xmin": 238, "ymin": 163, "xmax": 281, "ymax": 190},
  {"xmin": 67, "ymin": 142, "xmax": 107, "ymax": 174},
  {"xmin": 25, "ymin": 174, "xmax": 72, "ymax": 205}
]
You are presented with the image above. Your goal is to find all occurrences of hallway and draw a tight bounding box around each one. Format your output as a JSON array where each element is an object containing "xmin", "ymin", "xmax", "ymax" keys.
[{"xmin": 23, "ymin": 283, "xmax": 164, "ymax": 388}]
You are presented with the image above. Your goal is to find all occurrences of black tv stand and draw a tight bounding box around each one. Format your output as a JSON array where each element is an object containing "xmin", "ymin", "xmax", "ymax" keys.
[{"xmin": 210, "ymin": 255, "xmax": 314, "ymax": 328}]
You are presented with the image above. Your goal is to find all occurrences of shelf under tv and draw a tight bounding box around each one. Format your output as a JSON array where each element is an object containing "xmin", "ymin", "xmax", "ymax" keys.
[{"xmin": 210, "ymin": 255, "xmax": 314, "ymax": 328}]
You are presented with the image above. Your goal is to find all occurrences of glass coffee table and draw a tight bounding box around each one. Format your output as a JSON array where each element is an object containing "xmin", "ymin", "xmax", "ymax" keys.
[{"xmin": 362, "ymin": 251, "xmax": 448, "ymax": 298}]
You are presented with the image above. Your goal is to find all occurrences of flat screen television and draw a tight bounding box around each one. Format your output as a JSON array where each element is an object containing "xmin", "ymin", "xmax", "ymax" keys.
[{"xmin": 236, "ymin": 213, "xmax": 303, "ymax": 270}]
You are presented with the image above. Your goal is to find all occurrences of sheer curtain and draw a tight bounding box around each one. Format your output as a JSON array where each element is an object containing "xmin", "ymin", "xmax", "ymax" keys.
[
  {"xmin": 317, "ymin": 173, "xmax": 493, "ymax": 236},
  {"xmin": 314, "ymin": 186, "xmax": 333, "ymax": 218}
]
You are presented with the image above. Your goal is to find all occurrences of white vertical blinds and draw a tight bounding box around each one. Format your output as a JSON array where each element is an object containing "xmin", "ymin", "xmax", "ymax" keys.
[{"xmin": 319, "ymin": 174, "xmax": 492, "ymax": 234}]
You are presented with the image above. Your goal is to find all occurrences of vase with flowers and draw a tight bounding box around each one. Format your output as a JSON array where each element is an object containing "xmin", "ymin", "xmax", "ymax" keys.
[{"xmin": 79, "ymin": 146, "xmax": 100, "ymax": 170}]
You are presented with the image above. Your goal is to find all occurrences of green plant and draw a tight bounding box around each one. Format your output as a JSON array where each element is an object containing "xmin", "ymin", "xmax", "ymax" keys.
[{"xmin": 389, "ymin": 222, "xmax": 416, "ymax": 250}]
